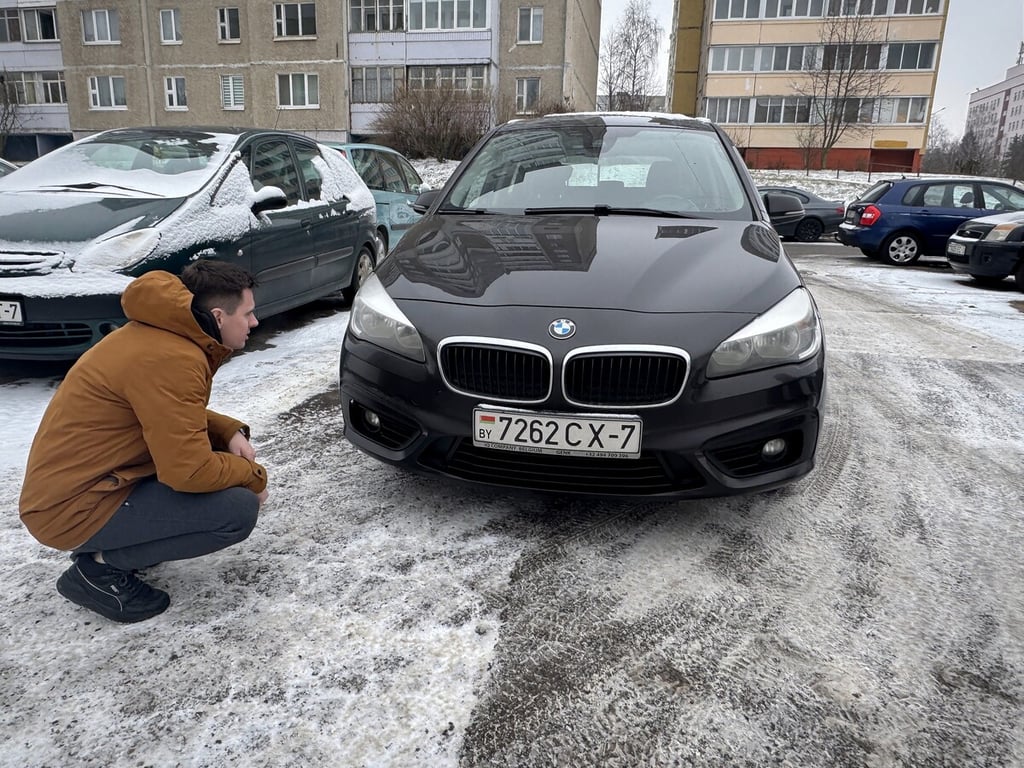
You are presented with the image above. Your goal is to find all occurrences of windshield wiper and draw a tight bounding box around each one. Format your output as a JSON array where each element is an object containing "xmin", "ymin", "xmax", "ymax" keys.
[
  {"xmin": 523, "ymin": 205, "xmax": 702, "ymax": 219},
  {"xmin": 436, "ymin": 205, "xmax": 494, "ymax": 214},
  {"xmin": 36, "ymin": 182, "xmax": 159, "ymax": 196}
]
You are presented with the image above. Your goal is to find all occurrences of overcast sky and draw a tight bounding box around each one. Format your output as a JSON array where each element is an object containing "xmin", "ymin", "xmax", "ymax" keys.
[{"xmin": 599, "ymin": 0, "xmax": 1024, "ymax": 137}]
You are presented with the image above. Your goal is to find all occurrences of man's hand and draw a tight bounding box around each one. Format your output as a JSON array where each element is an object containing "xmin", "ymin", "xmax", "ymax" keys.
[{"xmin": 228, "ymin": 430, "xmax": 256, "ymax": 462}]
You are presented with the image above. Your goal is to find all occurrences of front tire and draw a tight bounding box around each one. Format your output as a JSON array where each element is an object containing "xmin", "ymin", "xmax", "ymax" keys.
[
  {"xmin": 794, "ymin": 218, "xmax": 824, "ymax": 242},
  {"xmin": 342, "ymin": 245, "xmax": 376, "ymax": 304},
  {"xmin": 880, "ymin": 232, "xmax": 922, "ymax": 266}
]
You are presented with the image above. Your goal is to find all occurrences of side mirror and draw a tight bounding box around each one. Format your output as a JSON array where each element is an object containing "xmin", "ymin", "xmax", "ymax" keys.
[
  {"xmin": 251, "ymin": 185, "xmax": 288, "ymax": 215},
  {"xmin": 411, "ymin": 189, "xmax": 442, "ymax": 214},
  {"xmin": 417, "ymin": 183, "xmax": 432, "ymax": 194},
  {"xmin": 764, "ymin": 192, "xmax": 804, "ymax": 228}
]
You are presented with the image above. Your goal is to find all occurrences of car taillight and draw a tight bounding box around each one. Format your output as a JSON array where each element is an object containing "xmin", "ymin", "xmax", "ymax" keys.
[{"xmin": 859, "ymin": 204, "xmax": 881, "ymax": 226}]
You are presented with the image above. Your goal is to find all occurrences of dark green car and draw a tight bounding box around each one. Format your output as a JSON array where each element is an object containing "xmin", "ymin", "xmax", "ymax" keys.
[{"xmin": 0, "ymin": 127, "xmax": 380, "ymax": 360}]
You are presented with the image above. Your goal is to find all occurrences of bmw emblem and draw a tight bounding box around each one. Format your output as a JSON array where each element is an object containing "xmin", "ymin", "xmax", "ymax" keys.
[{"xmin": 549, "ymin": 318, "xmax": 576, "ymax": 339}]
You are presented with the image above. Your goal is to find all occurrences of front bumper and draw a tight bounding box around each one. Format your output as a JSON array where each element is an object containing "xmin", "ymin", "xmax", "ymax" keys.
[
  {"xmin": 339, "ymin": 333, "xmax": 827, "ymax": 500},
  {"xmin": 946, "ymin": 237, "xmax": 1023, "ymax": 278},
  {"xmin": 0, "ymin": 292, "xmax": 124, "ymax": 361}
]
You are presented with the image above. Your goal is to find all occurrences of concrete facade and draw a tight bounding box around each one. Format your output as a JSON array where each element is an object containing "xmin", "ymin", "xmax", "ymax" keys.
[
  {"xmin": 966, "ymin": 62, "xmax": 1024, "ymax": 162},
  {"xmin": 666, "ymin": 0, "xmax": 949, "ymax": 172}
]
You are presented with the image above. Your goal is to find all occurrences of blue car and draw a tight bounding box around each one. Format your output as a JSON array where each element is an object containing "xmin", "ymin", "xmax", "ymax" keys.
[
  {"xmin": 837, "ymin": 177, "xmax": 1024, "ymax": 265},
  {"xmin": 325, "ymin": 143, "xmax": 429, "ymax": 255}
]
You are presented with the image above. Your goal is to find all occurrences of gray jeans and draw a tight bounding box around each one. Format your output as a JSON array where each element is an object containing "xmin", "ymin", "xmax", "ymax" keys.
[{"xmin": 74, "ymin": 477, "xmax": 260, "ymax": 571}]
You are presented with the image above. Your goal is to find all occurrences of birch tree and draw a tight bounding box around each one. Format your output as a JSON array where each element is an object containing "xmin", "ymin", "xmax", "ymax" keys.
[{"xmin": 600, "ymin": 0, "xmax": 664, "ymax": 112}]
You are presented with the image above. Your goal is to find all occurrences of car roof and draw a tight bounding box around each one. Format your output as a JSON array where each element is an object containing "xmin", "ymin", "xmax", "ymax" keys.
[
  {"xmin": 324, "ymin": 141, "xmax": 407, "ymax": 155},
  {"xmin": 498, "ymin": 111, "xmax": 715, "ymax": 133},
  {"xmin": 89, "ymin": 126, "xmax": 316, "ymax": 145}
]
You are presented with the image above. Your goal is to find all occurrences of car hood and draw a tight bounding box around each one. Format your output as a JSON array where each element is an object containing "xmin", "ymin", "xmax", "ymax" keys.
[
  {"xmin": 0, "ymin": 192, "xmax": 183, "ymax": 244},
  {"xmin": 377, "ymin": 214, "xmax": 802, "ymax": 314}
]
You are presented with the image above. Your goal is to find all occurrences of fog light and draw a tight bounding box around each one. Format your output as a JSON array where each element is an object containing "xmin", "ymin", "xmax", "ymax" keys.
[
  {"xmin": 364, "ymin": 410, "xmax": 381, "ymax": 432},
  {"xmin": 761, "ymin": 438, "xmax": 787, "ymax": 460}
]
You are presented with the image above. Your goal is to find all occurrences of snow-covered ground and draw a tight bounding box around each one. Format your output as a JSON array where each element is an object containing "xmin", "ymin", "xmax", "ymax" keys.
[{"xmin": 1, "ymin": 163, "xmax": 1022, "ymax": 767}]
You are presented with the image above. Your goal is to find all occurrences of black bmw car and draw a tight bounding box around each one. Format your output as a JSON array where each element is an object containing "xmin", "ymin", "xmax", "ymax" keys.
[
  {"xmin": 339, "ymin": 113, "xmax": 826, "ymax": 499},
  {"xmin": 945, "ymin": 210, "xmax": 1024, "ymax": 290},
  {"xmin": 0, "ymin": 127, "xmax": 379, "ymax": 360}
]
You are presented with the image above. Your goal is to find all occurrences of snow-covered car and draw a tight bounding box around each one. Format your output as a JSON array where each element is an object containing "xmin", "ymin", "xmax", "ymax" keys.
[
  {"xmin": 0, "ymin": 127, "xmax": 379, "ymax": 360},
  {"xmin": 325, "ymin": 142, "xmax": 429, "ymax": 255},
  {"xmin": 339, "ymin": 112, "xmax": 826, "ymax": 499},
  {"xmin": 946, "ymin": 209, "xmax": 1024, "ymax": 290}
]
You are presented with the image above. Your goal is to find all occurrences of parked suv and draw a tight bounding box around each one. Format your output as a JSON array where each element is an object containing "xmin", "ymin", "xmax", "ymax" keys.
[{"xmin": 837, "ymin": 177, "xmax": 1024, "ymax": 266}]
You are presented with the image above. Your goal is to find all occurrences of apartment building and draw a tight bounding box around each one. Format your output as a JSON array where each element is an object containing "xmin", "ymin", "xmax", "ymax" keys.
[
  {"xmin": 0, "ymin": 1, "xmax": 72, "ymax": 160},
  {"xmin": 966, "ymin": 61, "xmax": 1024, "ymax": 162},
  {"xmin": 667, "ymin": 0, "xmax": 949, "ymax": 172},
  {"xmin": 0, "ymin": 0, "xmax": 599, "ymax": 159}
]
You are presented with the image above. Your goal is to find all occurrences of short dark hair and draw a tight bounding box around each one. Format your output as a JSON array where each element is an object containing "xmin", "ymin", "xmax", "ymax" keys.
[{"xmin": 180, "ymin": 260, "xmax": 257, "ymax": 313}]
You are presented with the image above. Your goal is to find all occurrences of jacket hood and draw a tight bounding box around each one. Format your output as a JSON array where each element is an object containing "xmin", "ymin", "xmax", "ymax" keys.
[
  {"xmin": 378, "ymin": 214, "xmax": 800, "ymax": 315},
  {"xmin": 121, "ymin": 270, "xmax": 233, "ymax": 367}
]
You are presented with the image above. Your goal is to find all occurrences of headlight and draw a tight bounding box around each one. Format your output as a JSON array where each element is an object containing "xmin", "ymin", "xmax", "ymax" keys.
[
  {"xmin": 76, "ymin": 228, "xmax": 162, "ymax": 270},
  {"xmin": 984, "ymin": 222, "xmax": 1020, "ymax": 242},
  {"xmin": 347, "ymin": 272, "xmax": 425, "ymax": 362},
  {"xmin": 707, "ymin": 288, "xmax": 821, "ymax": 378}
]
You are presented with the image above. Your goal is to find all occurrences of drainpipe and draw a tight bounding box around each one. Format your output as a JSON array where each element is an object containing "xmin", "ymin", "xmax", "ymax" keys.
[{"xmin": 140, "ymin": 0, "xmax": 156, "ymax": 124}]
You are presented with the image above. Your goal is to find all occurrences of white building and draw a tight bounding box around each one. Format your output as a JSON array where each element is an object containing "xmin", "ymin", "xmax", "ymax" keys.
[{"xmin": 966, "ymin": 61, "xmax": 1024, "ymax": 160}]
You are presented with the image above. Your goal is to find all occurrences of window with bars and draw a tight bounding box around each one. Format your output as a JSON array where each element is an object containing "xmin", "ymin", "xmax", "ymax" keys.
[
  {"xmin": 408, "ymin": 0, "xmax": 487, "ymax": 30},
  {"xmin": 274, "ymin": 3, "xmax": 316, "ymax": 37},
  {"xmin": 516, "ymin": 77, "xmax": 540, "ymax": 113},
  {"xmin": 7, "ymin": 71, "xmax": 67, "ymax": 104},
  {"xmin": 22, "ymin": 7, "xmax": 58, "ymax": 41},
  {"xmin": 518, "ymin": 7, "xmax": 542, "ymax": 43},
  {"xmin": 83, "ymin": 9, "xmax": 119, "ymax": 43},
  {"xmin": 160, "ymin": 9, "xmax": 182, "ymax": 43},
  {"xmin": 351, "ymin": 67, "xmax": 405, "ymax": 102},
  {"xmin": 704, "ymin": 97, "xmax": 750, "ymax": 123},
  {"xmin": 407, "ymin": 65, "xmax": 487, "ymax": 93},
  {"xmin": 350, "ymin": 0, "xmax": 405, "ymax": 31},
  {"xmin": 218, "ymin": 7, "xmax": 241, "ymax": 41},
  {"xmin": 885, "ymin": 42, "xmax": 936, "ymax": 69},
  {"xmin": 277, "ymin": 73, "xmax": 319, "ymax": 107},
  {"xmin": 89, "ymin": 75, "xmax": 126, "ymax": 109},
  {"xmin": 221, "ymin": 74, "xmax": 245, "ymax": 109},
  {"xmin": 164, "ymin": 77, "xmax": 187, "ymax": 109}
]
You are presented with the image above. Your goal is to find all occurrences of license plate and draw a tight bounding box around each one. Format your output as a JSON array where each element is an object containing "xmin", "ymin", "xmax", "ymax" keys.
[
  {"xmin": 0, "ymin": 299, "xmax": 23, "ymax": 324},
  {"xmin": 473, "ymin": 406, "xmax": 643, "ymax": 459},
  {"xmin": 947, "ymin": 241, "xmax": 966, "ymax": 255}
]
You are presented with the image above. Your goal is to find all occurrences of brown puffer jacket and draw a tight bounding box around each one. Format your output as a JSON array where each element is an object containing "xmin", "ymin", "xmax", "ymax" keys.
[{"xmin": 19, "ymin": 270, "xmax": 268, "ymax": 550}]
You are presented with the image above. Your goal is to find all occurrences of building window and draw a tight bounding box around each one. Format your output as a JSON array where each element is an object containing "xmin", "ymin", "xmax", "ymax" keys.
[
  {"xmin": 876, "ymin": 96, "xmax": 928, "ymax": 123},
  {"xmin": 704, "ymin": 97, "xmax": 750, "ymax": 123},
  {"xmin": 274, "ymin": 3, "xmax": 316, "ymax": 37},
  {"xmin": 828, "ymin": 0, "xmax": 888, "ymax": 14},
  {"xmin": 277, "ymin": 73, "xmax": 319, "ymax": 107},
  {"xmin": 516, "ymin": 77, "xmax": 540, "ymax": 113},
  {"xmin": 351, "ymin": 66, "xmax": 405, "ymax": 102},
  {"xmin": 713, "ymin": 0, "xmax": 759, "ymax": 20},
  {"xmin": 21, "ymin": 7, "xmax": 59, "ymax": 41},
  {"xmin": 518, "ymin": 7, "xmax": 542, "ymax": 43},
  {"xmin": 221, "ymin": 74, "xmax": 245, "ymax": 109},
  {"xmin": 408, "ymin": 0, "xmax": 487, "ymax": 30},
  {"xmin": 892, "ymin": 0, "xmax": 941, "ymax": 13},
  {"xmin": 83, "ymin": 9, "xmax": 120, "ymax": 43},
  {"xmin": 823, "ymin": 43, "xmax": 882, "ymax": 70},
  {"xmin": 7, "ymin": 70, "xmax": 67, "ymax": 104},
  {"xmin": 1, "ymin": 9, "xmax": 21, "ymax": 42},
  {"xmin": 407, "ymin": 65, "xmax": 487, "ymax": 93},
  {"xmin": 88, "ymin": 75, "xmax": 126, "ymax": 109},
  {"xmin": 164, "ymin": 76, "xmax": 187, "ymax": 109},
  {"xmin": 753, "ymin": 96, "xmax": 812, "ymax": 123},
  {"xmin": 160, "ymin": 9, "xmax": 182, "ymax": 43},
  {"xmin": 885, "ymin": 42, "xmax": 935, "ymax": 69},
  {"xmin": 764, "ymin": 0, "xmax": 825, "ymax": 17},
  {"xmin": 709, "ymin": 46, "xmax": 758, "ymax": 72},
  {"xmin": 350, "ymin": 0, "xmax": 404, "ymax": 31},
  {"xmin": 218, "ymin": 7, "xmax": 241, "ymax": 41}
]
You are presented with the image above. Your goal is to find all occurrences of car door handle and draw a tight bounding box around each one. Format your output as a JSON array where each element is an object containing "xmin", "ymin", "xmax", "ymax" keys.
[{"xmin": 300, "ymin": 218, "xmax": 313, "ymax": 229}]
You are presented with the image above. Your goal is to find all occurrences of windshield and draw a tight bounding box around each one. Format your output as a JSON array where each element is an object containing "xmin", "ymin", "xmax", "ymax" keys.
[
  {"xmin": 445, "ymin": 122, "xmax": 752, "ymax": 219},
  {"xmin": 0, "ymin": 130, "xmax": 237, "ymax": 198}
]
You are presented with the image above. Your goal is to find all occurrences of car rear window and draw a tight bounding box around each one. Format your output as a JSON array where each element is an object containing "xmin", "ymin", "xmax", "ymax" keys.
[{"xmin": 857, "ymin": 181, "xmax": 891, "ymax": 203}]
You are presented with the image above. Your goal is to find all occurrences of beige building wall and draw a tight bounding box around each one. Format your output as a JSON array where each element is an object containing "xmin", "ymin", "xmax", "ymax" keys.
[
  {"xmin": 57, "ymin": 0, "xmax": 349, "ymax": 139},
  {"xmin": 667, "ymin": 0, "xmax": 948, "ymax": 171}
]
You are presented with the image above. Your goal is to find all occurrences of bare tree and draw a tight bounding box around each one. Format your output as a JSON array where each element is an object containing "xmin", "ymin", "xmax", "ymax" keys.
[
  {"xmin": 920, "ymin": 115, "xmax": 957, "ymax": 174},
  {"xmin": 600, "ymin": 0, "xmax": 663, "ymax": 112},
  {"xmin": 370, "ymin": 85, "xmax": 492, "ymax": 162},
  {"xmin": 790, "ymin": 2, "xmax": 897, "ymax": 169},
  {"xmin": 954, "ymin": 129, "xmax": 999, "ymax": 177},
  {"xmin": 0, "ymin": 69, "xmax": 21, "ymax": 157}
]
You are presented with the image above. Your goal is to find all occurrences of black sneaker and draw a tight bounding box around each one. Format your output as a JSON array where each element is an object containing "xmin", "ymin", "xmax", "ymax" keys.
[{"xmin": 56, "ymin": 558, "xmax": 170, "ymax": 623}]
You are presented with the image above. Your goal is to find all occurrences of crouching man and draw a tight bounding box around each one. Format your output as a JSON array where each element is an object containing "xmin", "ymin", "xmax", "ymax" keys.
[{"xmin": 19, "ymin": 260, "xmax": 269, "ymax": 623}]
